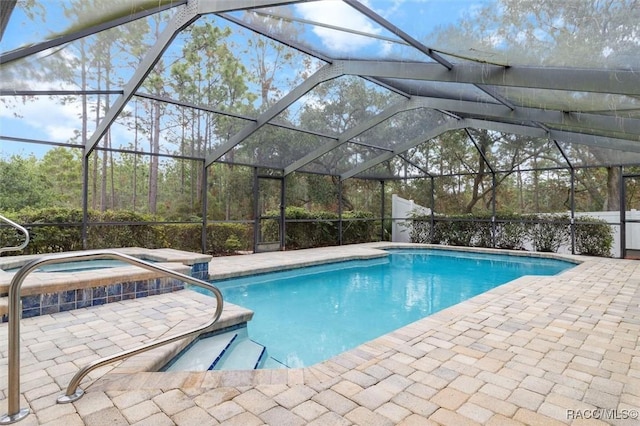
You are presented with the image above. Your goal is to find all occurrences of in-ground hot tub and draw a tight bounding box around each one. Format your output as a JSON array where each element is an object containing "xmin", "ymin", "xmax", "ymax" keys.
[{"xmin": 0, "ymin": 248, "xmax": 212, "ymax": 321}]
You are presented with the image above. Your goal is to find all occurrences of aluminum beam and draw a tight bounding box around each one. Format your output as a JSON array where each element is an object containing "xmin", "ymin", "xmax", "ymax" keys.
[
  {"xmin": 0, "ymin": 1, "xmax": 185, "ymax": 65},
  {"xmin": 205, "ymin": 62, "xmax": 343, "ymax": 167},
  {"xmin": 409, "ymin": 96, "xmax": 640, "ymax": 140},
  {"xmin": 343, "ymin": 0, "xmax": 452, "ymax": 69},
  {"xmin": 341, "ymin": 119, "xmax": 462, "ymax": 180},
  {"xmin": 0, "ymin": 0, "xmax": 16, "ymax": 42},
  {"xmin": 84, "ymin": 2, "xmax": 201, "ymax": 156},
  {"xmin": 83, "ymin": 0, "xmax": 301, "ymax": 157},
  {"xmin": 284, "ymin": 97, "xmax": 434, "ymax": 175},
  {"xmin": 339, "ymin": 60, "xmax": 640, "ymax": 96},
  {"xmin": 197, "ymin": 0, "xmax": 300, "ymax": 15},
  {"xmin": 340, "ymin": 118, "xmax": 640, "ymax": 180}
]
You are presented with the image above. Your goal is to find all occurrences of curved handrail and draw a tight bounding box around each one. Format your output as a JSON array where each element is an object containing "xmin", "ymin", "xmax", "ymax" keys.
[
  {"xmin": 1, "ymin": 250, "xmax": 223, "ymax": 424},
  {"xmin": 0, "ymin": 215, "xmax": 29, "ymax": 255}
]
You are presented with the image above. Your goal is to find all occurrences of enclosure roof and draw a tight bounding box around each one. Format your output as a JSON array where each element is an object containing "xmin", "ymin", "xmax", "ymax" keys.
[{"xmin": 1, "ymin": 0, "xmax": 640, "ymax": 179}]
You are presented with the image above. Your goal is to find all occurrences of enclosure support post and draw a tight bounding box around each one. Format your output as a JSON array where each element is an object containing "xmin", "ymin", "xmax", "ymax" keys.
[
  {"xmin": 280, "ymin": 176, "xmax": 286, "ymax": 251},
  {"xmin": 552, "ymin": 140, "xmax": 575, "ymax": 254},
  {"xmin": 430, "ymin": 177, "xmax": 435, "ymax": 243},
  {"xmin": 81, "ymin": 154, "xmax": 89, "ymax": 250},
  {"xmin": 620, "ymin": 169, "xmax": 626, "ymax": 259},
  {"xmin": 380, "ymin": 180, "xmax": 386, "ymax": 241},
  {"xmin": 570, "ymin": 168, "xmax": 576, "ymax": 255},
  {"xmin": 201, "ymin": 161, "xmax": 208, "ymax": 254},
  {"xmin": 338, "ymin": 179, "xmax": 343, "ymax": 245},
  {"xmin": 491, "ymin": 172, "xmax": 497, "ymax": 248},
  {"xmin": 253, "ymin": 167, "xmax": 259, "ymax": 253}
]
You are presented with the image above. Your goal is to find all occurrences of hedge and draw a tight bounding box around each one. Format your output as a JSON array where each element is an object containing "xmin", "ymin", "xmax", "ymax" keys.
[
  {"xmin": 0, "ymin": 208, "xmax": 252, "ymax": 256},
  {"xmin": 261, "ymin": 207, "xmax": 376, "ymax": 249},
  {"xmin": 408, "ymin": 212, "xmax": 613, "ymax": 257}
]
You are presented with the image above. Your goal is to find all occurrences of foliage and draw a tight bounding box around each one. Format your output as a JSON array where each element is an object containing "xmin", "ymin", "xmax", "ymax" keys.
[
  {"xmin": 407, "ymin": 212, "xmax": 612, "ymax": 257},
  {"xmin": 87, "ymin": 210, "xmax": 166, "ymax": 249},
  {"xmin": 0, "ymin": 208, "xmax": 253, "ymax": 257},
  {"xmin": 261, "ymin": 207, "xmax": 376, "ymax": 249},
  {"xmin": 494, "ymin": 214, "xmax": 529, "ymax": 250},
  {"xmin": 207, "ymin": 223, "xmax": 253, "ymax": 255},
  {"xmin": 574, "ymin": 216, "xmax": 614, "ymax": 257},
  {"xmin": 0, "ymin": 155, "xmax": 54, "ymax": 211},
  {"xmin": 528, "ymin": 214, "xmax": 570, "ymax": 253}
]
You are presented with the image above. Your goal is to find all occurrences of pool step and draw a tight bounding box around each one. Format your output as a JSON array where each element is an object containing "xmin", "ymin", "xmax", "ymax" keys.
[
  {"xmin": 212, "ymin": 337, "xmax": 266, "ymax": 370},
  {"xmin": 164, "ymin": 331, "xmax": 237, "ymax": 372},
  {"xmin": 164, "ymin": 327, "xmax": 288, "ymax": 372}
]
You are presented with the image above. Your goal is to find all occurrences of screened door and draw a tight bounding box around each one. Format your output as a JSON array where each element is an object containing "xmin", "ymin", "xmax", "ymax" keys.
[
  {"xmin": 621, "ymin": 175, "xmax": 640, "ymax": 259},
  {"xmin": 254, "ymin": 175, "xmax": 285, "ymax": 253}
]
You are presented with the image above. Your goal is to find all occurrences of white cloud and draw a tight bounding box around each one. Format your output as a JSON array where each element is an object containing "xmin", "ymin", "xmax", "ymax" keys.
[
  {"xmin": 0, "ymin": 95, "xmax": 82, "ymax": 142},
  {"xmin": 294, "ymin": 0, "xmax": 382, "ymax": 53},
  {"xmin": 0, "ymin": 78, "xmax": 137, "ymax": 148}
]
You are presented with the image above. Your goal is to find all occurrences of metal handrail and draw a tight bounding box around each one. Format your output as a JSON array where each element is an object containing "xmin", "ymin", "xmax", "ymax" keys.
[
  {"xmin": 0, "ymin": 250, "xmax": 223, "ymax": 424},
  {"xmin": 0, "ymin": 215, "xmax": 29, "ymax": 255}
]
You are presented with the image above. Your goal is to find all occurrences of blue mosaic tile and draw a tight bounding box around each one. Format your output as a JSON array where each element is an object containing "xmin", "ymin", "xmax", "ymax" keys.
[
  {"xmin": 61, "ymin": 290, "xmax": 76, "ymax": 304},
  {"xmin": 59, "ymin": 302, "xmax": 76, "ymax": 312},
  {"xmin": 107, "ymin": 294, "xmax": 122, "ymax": 303},
  {"xmin": 22, "ymin": 308, "xmax": 40, "ymax": 319},
  {"xmin": 77, "ymin": 298, "xmax": 92, "ymax": 309},
  {"xmin": 22, "ymin": 295, "xmax": 40, "ymax": 309},
  {"xmin": 122, "ymin": 281, "xmax": 136, "ymax": 295},
  {"xmin": 107, "ymin": 283, "xmax": 122, "ymax": 297},
  {"xmin": 92, "ymin": 286, "xmax": 106, "ymax": 299},
  {"xmin": 5, "ymin": 268, "xmax": 202, "ymax": 321},
  {"xmin": 160, "ymin": 279, "xmax": 173, "ymax": 292},
  {"xmin": 135, "ymin": 281, "xmax": 148, "ymax": 292},
  {"xmin": 41, "ymin": 293, "xmax": 59, "ymax": 307},
  {"xmin": 77, "ymin": 288, "xmax": 92, "ymax": 303}
]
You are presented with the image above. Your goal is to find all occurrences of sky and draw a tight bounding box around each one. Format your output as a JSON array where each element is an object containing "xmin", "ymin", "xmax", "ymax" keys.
[{"xmin": 0, "ymin": 0, "xmax": 490, "ymax": 159}]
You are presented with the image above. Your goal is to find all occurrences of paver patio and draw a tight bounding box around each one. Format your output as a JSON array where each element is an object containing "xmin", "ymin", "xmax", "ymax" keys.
[{"xmin": 1, "ymin": 243, "xmax": 639, "ymax": 425}]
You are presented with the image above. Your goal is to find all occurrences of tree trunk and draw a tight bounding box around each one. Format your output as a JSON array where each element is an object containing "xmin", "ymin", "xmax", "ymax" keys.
[{"xmin": 604, "ymin": 167, "xmax": 621, "ymax": 211}]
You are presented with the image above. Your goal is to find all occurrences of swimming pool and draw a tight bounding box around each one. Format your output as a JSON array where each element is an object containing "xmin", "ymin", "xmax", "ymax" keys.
[{"xmin": 201, "ymin": 249, "xmax": 574, "ymax": 368}]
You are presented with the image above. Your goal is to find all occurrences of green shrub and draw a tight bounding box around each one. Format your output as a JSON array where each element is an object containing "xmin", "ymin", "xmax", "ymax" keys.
[
  {"xmin": 207, "ymin": 223, "xmax": 252, "ymax": 255},
  {"xmin": 574, "ymin": 216, "xmax": 613, "ymax": 257},
  {"xmin": 438, "ymin": 216, "xmax": 476, "ymax": 246},
  {"xmin": 408, "ymin": 215, "xmax": 434, "ymax": 243},
  {"xmin": 494, "ymin": 214, "xmax": 529, "ymax": 250},
  {"xmin": 1, "ymin": 207, "xmax": 251, "ymax": 256},
  {"xmin": 262, "ymin": 207, "xmax": 376, "ymax": 249},
  {"xmin": 342, "ymin": 211, "xmax": 375, "ymax": 244},
  {"xmin": 407, "ymin": 212, "xmax": 611, "ymax": 256},
  {"xmin": 527, "ymin": 214, "xmax": 570, "ymax": 252},
  {"xmin": 87, "ymin": 210, "xmax": 166, "ymax": 249}
]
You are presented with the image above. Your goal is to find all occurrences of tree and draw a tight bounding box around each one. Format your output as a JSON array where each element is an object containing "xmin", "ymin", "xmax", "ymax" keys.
[
  {"xmin": 431, "ymin": 0, "xmax": 638, "ymax": 210},
  {"xmin": 0, "ymin": 155, "xmax": 52, "ymax": 211},
  {"xmin": 40, "ymin": 147, "xmax": 83, "ymax": 208}
]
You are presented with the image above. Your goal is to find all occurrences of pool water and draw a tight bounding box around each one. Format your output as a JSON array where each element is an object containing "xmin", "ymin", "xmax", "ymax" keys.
[
  {"xmin": 4, "ymin": 258, "xmax": 154, "ymax": 273},
  {"xmin": 206, "ymin": 249, "xmax": 574, "ymax": 368}
]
